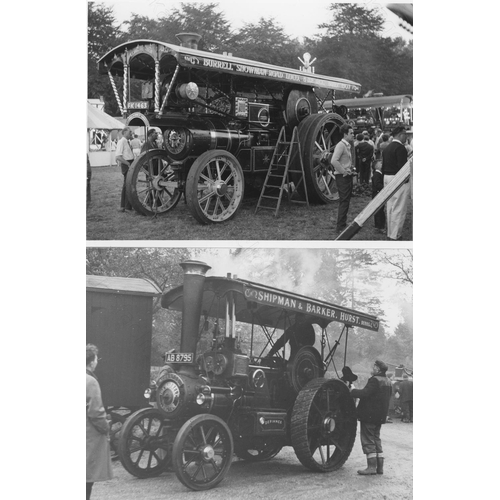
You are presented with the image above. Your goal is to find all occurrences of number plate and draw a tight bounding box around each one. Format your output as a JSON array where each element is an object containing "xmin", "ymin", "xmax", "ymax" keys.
[
  {"xmin": 165, "ymin": 352, "xmax": 194, "ymax": 363},
  {"xmin": 127, "ymin": 101, "xmax": 149, "ymax": 109}
]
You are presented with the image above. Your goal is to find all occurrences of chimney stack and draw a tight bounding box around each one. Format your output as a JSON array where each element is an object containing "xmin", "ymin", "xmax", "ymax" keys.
[{"xmin": 175, "ymin": 33, "xmax": 202, "ymax": 50}]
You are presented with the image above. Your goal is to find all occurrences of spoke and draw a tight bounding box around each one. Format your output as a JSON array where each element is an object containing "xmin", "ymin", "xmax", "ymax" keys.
[
  {"xmin": 199, "ymin": 190, "xmax": 216, "ymax": 205},
  {"xmin": 324, "ymin": 126, "xmax": 337, "ymax": 145},
  {"xmin": 198, "ymin": 172, "xmax": 212, "ymax": 184},
  {"xmin": 204, "ymin": 166, "xmax": 214, "ymax": 181},
  {"xmin": 205, "ymin": 426, "xmax": 215, "ymax": 444},
  {"xmin": 147, "ymin": 451, "xmax": 153, "ymax": 469},
  {"xmin": 322, "ymin": 175, "xmax": 332, "ymax": 195},
  {"xmin": 225, "ymin": 171, "xmax": 235, "ymax": 184},
  {"xmin": 201, "ymin": 463, "xmax": 209, "ymax": 481},
  {"xmin": 215, "ymin": 160, "xmax": 222, "ymax": 180},
  {"xmin": 213, "ymin": 197, "xmax": 221, "ymax": 215},
  {"xmin": 200, "ymin": 425, "xmax": 207, "ymax": 445},
  {"xmin": 329, "ymin": 438, "xmax": 343, "ymax": 451},
  {"xmin": 138, "ymin": 422, "xmax": 149, "ymax": 436},
  {"xmin": 318, "ymin": 445, "xmax": 326, "ymax": 464},
  {"xmin": 210, "ymin": 458, "xmax": 221, "ymax": 474},
  {"xmin": 132, "ymin": 448, "xmax": 145, "ymax": 466},
  {"xmin": 192, "ymin": 463, "xmax": 203, "ymax": 480},
  {"xmin": 219, "ymin": 162, "xmax": 229, "ymax": 177},
  {"xmin": 187, "ymin": 433, "xmax": 199, "ymax": 449}
]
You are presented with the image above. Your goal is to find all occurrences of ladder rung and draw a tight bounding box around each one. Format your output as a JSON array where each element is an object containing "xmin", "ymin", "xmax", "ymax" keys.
[
  {"xmin": 261, "ymin": 195, "xmax": 280, "ymax": 200},
  {"xmin": 257, "ymin": 205, "xmax": 278, "ymax": 210}
]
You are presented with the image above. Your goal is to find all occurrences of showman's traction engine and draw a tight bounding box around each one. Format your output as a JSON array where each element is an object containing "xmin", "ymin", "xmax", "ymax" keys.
[{"xmin": 116, "ymin": 261, "xmax": 380, "ymax": 490}]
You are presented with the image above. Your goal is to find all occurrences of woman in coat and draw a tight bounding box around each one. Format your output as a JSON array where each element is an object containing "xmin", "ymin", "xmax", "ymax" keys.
[{"xmin": 86, "ymin": 344, "xmax": 113, "ymax": 499}]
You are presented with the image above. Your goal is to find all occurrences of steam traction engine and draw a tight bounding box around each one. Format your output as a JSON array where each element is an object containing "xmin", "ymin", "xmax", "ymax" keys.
[
  {"xmin": 117, "ymin": 261, "xmax": 380, "ymax": 490},
  {"xmin": 98, "ymin": 34, "xmax": 361, "ymax": 224}
]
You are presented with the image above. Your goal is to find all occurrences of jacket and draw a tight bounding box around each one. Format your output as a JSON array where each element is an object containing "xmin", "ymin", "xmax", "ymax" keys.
[
  {"xmin": 331, "ymin": 139, "xmax": 353, "ymax": 175},
  {"xmin": 86, "ymin": 370, "xmax": 113, "ymax": 482},
  {"xmin": 351, "ymin": 374, "xmax": 392, "ymax": 425},
  {"xmin": 381, "ymin": 140, "xmax": 408, "ymax": 176},
  {"xmin": 398, "ymin": 379, "xmax": 413, "ymax": 402}
]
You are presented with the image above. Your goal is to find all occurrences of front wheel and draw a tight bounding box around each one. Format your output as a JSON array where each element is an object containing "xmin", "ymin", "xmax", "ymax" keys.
[
  {"xmin": 117, "ymin": 407, "xmax": 172, "ymax": 478},
  {"xmin": 185, "ymin": 150, "xmax": 244, "ymax": 224},
  {"xmin": 172, "ymin": 414, "xmax": 233, "ymax": 490},
  {"xmin": 126, "ymin": 149, "xmax": 182, "ymax": 216}
]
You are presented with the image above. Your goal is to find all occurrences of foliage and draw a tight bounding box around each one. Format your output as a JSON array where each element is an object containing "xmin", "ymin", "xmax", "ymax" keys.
[
  {"xmin": 86, "ymin": 247, "xmax": 412, "ymax": 369},
  {"xmin": 319, "ymin": 3, "xmax": 385, "ymax": 37},
  {"xmin": 229, "ymin": 17, "xmax": 303, "ymax": 67},
  {"xmin": 87, "ymin": 2, "xmax": 413, "ymax": 109},
  {"xmin": 87, "ymin": 2, "xmax": 122, "ymax": 115}
]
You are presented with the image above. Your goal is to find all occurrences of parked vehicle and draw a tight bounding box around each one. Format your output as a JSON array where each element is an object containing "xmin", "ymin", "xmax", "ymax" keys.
[
  {"xmin": 98, "ymin": 34, "xmax": 360, "ymax": 223},
  {"xmin": 117, "ymin": 260, "xmax": 380, "ymax": 490}
]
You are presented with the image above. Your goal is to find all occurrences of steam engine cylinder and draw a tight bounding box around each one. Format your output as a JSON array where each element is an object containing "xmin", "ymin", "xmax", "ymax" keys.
[{"xmin": 162, "ymin": 116, "xmax": 251, "ymax": 161}]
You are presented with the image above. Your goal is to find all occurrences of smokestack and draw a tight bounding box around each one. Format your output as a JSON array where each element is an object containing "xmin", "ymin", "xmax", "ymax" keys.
[
  {"xmin": 175, "ymin": 32, "xmax": 202, "ymax": 50},
  {"xmin": 179, "ymin": 260, "xmax": 211, "ymax": 357}
]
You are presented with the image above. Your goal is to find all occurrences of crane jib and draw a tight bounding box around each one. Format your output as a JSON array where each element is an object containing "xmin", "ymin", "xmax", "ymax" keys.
[{"xmin": 243, "ymin": 285, "xmax": 379, "ymax": 332}]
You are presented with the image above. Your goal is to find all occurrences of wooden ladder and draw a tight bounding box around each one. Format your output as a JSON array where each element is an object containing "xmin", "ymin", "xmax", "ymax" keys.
[{"xmin": 255, "ymin": 126, "xmax": 309, "ymax": 216}]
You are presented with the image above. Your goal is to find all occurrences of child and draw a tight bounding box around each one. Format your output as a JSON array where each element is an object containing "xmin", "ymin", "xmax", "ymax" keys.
[{"xmin": 372, "ymin": 161, "xmax": 386, "ymax": 230}]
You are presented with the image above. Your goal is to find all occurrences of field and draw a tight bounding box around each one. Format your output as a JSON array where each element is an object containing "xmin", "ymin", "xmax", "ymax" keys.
[{"xmin": 86, "ymin": 166, "xmax": 412, "ymax": 241}]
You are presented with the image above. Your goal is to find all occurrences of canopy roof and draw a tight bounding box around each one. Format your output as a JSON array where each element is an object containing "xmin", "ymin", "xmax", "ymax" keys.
[
  {"xmin": 87, "ymin": 275, "xmax": 161, "ymax": 296},
  {"xmin": 98, "ymin": 39, "xmax": 361, "ymax": 94},
  {"xmin": 161, "ymin": 276, "xmax": 379, "ymax": 332},
  {"xmin": 87, "ymin": 102, "xmax": 125, "ymax": 130},
  {"xmin": 333, "ymin": 95, "xmax": 413, "ymax": 109}
]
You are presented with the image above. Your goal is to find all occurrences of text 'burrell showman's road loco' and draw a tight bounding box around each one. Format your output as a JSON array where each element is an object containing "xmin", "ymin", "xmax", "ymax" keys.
[
  {"xmin": 117, "ymin": 261, "xmax": 379, "ymax": 490},
  {"xmin": 98, "ymin": 33, "xmax": 360, "ymax": 224}
]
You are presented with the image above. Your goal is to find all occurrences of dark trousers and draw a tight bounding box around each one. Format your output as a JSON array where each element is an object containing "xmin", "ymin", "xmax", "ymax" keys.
[
  {"xmin": 360, "ymin": 421, "xmax": 383, "ymax": 456},
  {"xmin": 120, "ymin": 162, "xmax": 132, "ymax": 210},
  {"xmin": 357, "ymin": 159, "xmax": 371, "ymax": 184},
  {"xmin": 373, "ymin": 202, "xmax": 386, "ymax": 229},
  {"xmin": 402, "ymin": 400, "xmax": 413, "ymax": 421},
  {"xmin": 335, "ymin": 174, "xmax": 353, "ymax": 230},
  {"xmin": 86, "ymin": 482, "xmax": 93, "ymax": 500}
]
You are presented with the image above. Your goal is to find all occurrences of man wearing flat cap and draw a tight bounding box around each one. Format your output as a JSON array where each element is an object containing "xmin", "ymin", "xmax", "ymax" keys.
[{"xmin": 350, "ymin": 360, "xmax": 392, "ymax": 476}]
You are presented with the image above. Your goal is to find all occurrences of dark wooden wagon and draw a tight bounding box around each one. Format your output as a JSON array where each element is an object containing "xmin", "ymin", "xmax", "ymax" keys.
[{"xmin": 86, "ymin": 275, "xmax": 161, "ymax": 451}]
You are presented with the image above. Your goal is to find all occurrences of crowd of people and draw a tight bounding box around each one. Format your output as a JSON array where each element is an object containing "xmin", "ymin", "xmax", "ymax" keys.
[{"xmin": 324, "ymin": 123, "xmax": 413, "ymax": 240}]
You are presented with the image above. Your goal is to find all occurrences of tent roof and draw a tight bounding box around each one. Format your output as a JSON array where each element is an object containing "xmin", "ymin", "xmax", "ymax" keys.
[
  {"xmin": 86, "ymin": 275, "xmax": 161, "ymax": 296},
  {"xmin": 87, "ymin": 102, "xmax": 125, "ymax": 130}
]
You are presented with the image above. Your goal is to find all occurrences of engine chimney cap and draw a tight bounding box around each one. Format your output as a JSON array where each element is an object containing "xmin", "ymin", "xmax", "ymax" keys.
[
  {"xmin": 179, "ymin": 260, "xmax": 211, "ymax": 275},
  {"xmin": 175, "ymin": 32, "xmax": 202, "ymax": 49}
]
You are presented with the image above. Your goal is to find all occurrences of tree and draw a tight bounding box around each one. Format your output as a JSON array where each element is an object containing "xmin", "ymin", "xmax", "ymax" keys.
[
  {"xmin": 87, "ymin": 2, "xmax": 121, "ymax": 115},
  {"xmin": 169, "ymin": 2, "xmax": 233, "ymax": 52},
  {"xmin": 229, "ymin": 18, "xmax": 303, "ymax": 67},
  {"xmin": 319, "ymin": 3, "xmax": 385, "ymax": 38}
]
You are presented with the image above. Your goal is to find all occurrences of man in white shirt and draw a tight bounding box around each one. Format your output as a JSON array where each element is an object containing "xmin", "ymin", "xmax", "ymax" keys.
[
  {"xmin": 330, "ymin": 124, "xmax": 356, "ymax": 233},
  {"xmin": 115, "ymin": 127, "xmax": 135, "ymax": 212}
]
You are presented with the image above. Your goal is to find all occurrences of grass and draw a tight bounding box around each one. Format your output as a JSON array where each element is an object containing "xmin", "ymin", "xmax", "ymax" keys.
[{"xmin": 86, "ymin": 165, "xmax": 412, "ymax": 241}]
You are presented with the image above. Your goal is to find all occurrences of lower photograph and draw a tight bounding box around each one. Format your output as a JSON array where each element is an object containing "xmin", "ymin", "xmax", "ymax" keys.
[{"xmin": 86, "ymin": 247, "xmax": 413, "ymax": 499}]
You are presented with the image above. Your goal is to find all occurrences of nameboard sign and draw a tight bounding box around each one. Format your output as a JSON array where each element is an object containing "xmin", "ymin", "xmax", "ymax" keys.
[{"xmin": 243, "ymin": 285, "xmax": 379, "ymax": 331}]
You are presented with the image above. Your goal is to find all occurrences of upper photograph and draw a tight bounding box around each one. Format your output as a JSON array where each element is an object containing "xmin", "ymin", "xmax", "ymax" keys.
[{"xmin": 86, "ymin": 2, "xmax": 413, "ymax": 241}]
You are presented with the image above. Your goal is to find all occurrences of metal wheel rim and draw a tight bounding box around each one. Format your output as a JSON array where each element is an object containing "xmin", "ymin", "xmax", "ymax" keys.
[
  {"xmin": 132, "ymin": 153, "xmax": 181, "ymax": 214},
  {"xmin": 194, "ymin": 155, "xmax": 244, "ymax": 222},
  {"xmin": 177, "ymin": 419, "xmax": 232, "ymax": 488},
  {"xmin": 120, "ymin": 410, "xmax": 170, "ymax": 476}
]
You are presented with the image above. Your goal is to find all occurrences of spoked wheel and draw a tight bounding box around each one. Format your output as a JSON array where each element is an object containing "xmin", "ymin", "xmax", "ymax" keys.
[
  {"xmin": 291, "ymin": 378, "xmax": 357, "ymax": 472},
  {"xmin": 297, "ymin": 113, "xmax": 346, "ymax": 203},
  {"xmin": 235, "ymin": 437, "xmax": 282, "ymax": 462},
  {"xmin": 172, "ymin": 414, "xmax": 233, "ymax": 490},
  {"xmin": 117, "ymin": 407, "xmax": 173, "ymax": 478},
  {"xmin": 126, "ymin": 149, "xmax": 182, "ymax": 216},
  {"xmin": 186, "ymin": 150, "xmax": 244, "ymax": 224},
  {"xmin": 287, "ymin": 347, "xmax": 324, "ymax": 393}
]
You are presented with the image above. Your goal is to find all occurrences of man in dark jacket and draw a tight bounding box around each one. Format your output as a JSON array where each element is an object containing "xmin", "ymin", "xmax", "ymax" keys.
[
  {"xmin": 381, "ymin": 126, "xmax": 409, "ymax": 240},
  {"xmin": 350, "ymin": 360, "xmax": 392, "ymax": 475},
  {"xmin": 355, "ymin": 135, "xmax": 374, "ymax": 185}
]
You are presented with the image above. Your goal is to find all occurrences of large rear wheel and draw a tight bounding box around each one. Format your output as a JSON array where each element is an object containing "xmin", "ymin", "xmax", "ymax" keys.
[
  {"xmin": 172, "ymin": 414, "xmax": 233, "ymax": 490},
  {"xmin": 126, "ymin": 149, "xmax": 182, "ymax": 216},
  {"xmin": 291, "ymin": 378, "xmax": 357, "ymax": 472},
  {"xmin": 297, "ymin": 113, "xmax": 346, "ymax": 203},
  {"xmin": 117, "ymin": 407, "xmax": 172, "ymax": 478},
  {"xmin": 185, "ymin": 150, "xmax": 244, "ymax": 224}
]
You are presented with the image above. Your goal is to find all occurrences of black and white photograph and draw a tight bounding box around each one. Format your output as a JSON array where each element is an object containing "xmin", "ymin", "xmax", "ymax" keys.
[
  {"xmin": 86, "ymin": 246, "xmax": 412, "ymax": 499},
  {"xmin": 85, "ymin": 2, "xmax": 414, "ymax": 499},
  {"xmin": 86, "ymin": 1, "xmax": 413, "ymax": 241}
]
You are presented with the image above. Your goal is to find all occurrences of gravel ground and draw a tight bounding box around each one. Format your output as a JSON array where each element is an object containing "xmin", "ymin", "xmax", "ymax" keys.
[{"xmin": 90, "ymin": 419, "xmax": 412, "ymax": 500}]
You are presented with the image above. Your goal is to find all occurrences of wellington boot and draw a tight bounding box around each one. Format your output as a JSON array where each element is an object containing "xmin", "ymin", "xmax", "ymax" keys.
[
  {"xmin": 357, "ymin": 457, "xmax": 378, "ymax": 475},
  {"xmin": 377, "ymin": 457, "xmax": 384, "ymax": 474}
]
